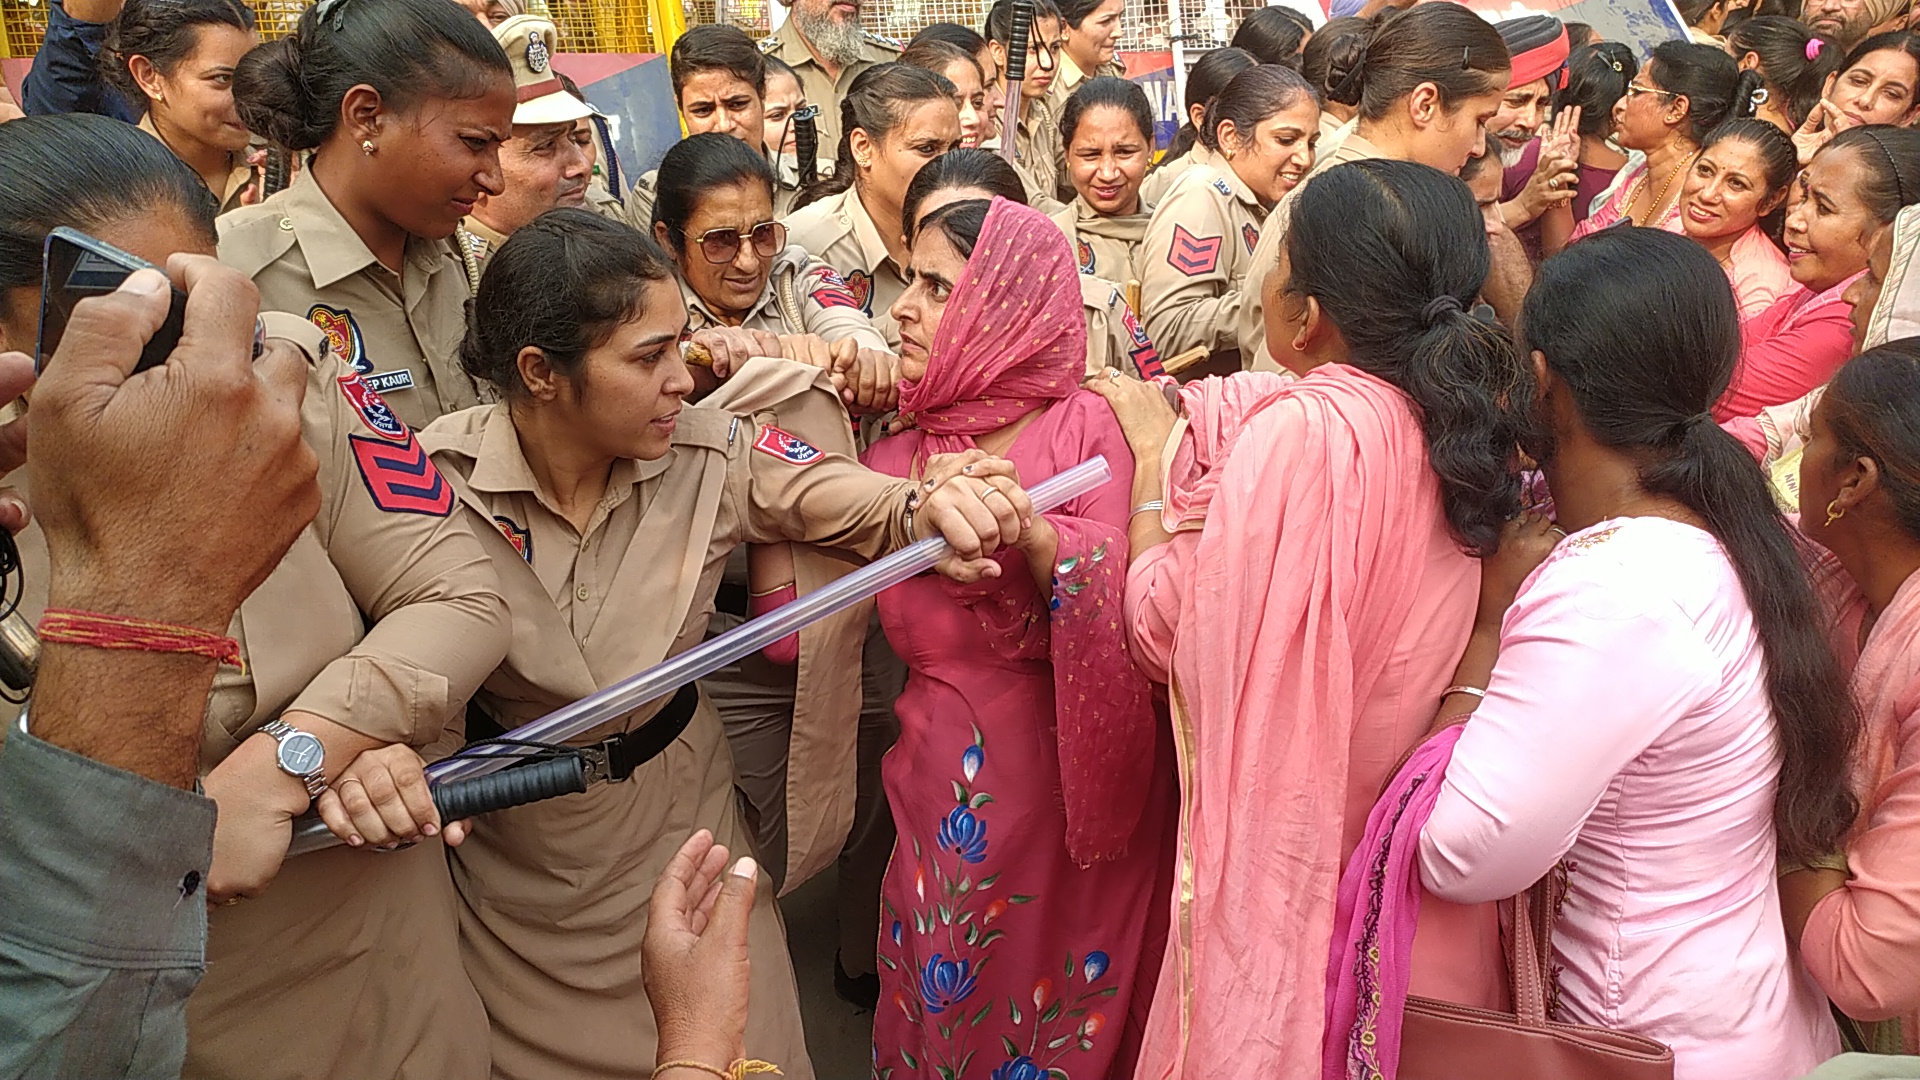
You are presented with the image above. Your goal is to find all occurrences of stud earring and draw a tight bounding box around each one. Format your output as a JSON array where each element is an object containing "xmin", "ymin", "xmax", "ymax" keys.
[
  {"xmin": 1826, "ymin": 498, "xmax": 1847, "ymax": 527},
  {"xmin": 361, "ymin": 139, "xmax": 376, "ymax": 155}
]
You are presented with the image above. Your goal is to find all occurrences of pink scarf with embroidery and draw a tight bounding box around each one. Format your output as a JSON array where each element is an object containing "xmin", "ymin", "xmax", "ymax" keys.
[{"xmin": 898, "ymin": 197, "xmax": 1087, "ymax": 458}]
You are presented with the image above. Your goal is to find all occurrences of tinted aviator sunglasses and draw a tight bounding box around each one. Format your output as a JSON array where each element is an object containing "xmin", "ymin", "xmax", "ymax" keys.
[{"xmin": 691, "ymin": 221, "xmax": 786, "ymax": 264}]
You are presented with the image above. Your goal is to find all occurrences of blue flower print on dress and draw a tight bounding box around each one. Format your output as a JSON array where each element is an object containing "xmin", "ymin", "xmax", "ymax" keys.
[
  {"xmin": 963, "ymin": 744, "xmax": 984, "ymax": 783},
  {"xmin": 919, "ymin": 953, "xmax": 979, "ymax": 1014},
  {"xmin": 991, "ymin": 1056, "xmax": 1046, "ymax": 1080},
  {"xmin": 938, "ymin": 805, "xmax": 989, "ymax": 864},
  {"xmin": 1082, "ymin": 951, "xmax": 1109, "ymax": 983}
]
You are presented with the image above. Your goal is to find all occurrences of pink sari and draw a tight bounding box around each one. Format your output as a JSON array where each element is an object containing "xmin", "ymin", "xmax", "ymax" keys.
[
  {"xmin": 868, "ymin": 198, "xmax": 1172, "ymax": 1080},
  {"xmin": 1128, "ymin": 364, "xmax": 1501, "ymax": 1080}
]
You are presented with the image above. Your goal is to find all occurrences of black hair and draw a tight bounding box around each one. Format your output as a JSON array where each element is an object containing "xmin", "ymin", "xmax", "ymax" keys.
[
  {"xmin": 984, "ymin": 0, "xmax": 1064, "ymax": 45},
  {"xmin": 100, "ymin": 0, "xmax": 255, "ymax": 112},
  {"xmin": 1698, "ymin": 118, "xmax": 1798, "ymax": 247},
  {"xmin": 461, "ymin": 208, "xmax": 677, "ymax": 399},
  {"xmin": 1564, "ymin": 21, "xmax": 1597, "ymax": 50},
  {"xmin": 1332, "ymin": 3, "xmax": 1512, "ymax": 121},
  {"xmin": 557, "ymin": 70, "xmax": 585, "ymax": 100},
  {"xmin": 1825, "ymin": 345, "xmax": 1920, "ymax": 541},
  {"xmin": 1726, "ymin": 16, "xmax": 1839, "ymax": 126},
  {"xmin": 669, "ymin": 24, "xmax": 767, "ymax": 100},
  {"xmin": 1204, "ymin": 63, "xmax": 1316, "ymax": 153},
  {"xmin": 915, "ymin": 197, "xmax": 992, "ymax": 259},
  {"xmin": 650, "ymin": 132, "xmax": 776, "ymax": 250},
  {"xmin": 1302, "ymin": 16, "xmax": 1370, "ymax": 103},
  {"xmin": 1055, "ymin": 0, "xmax": 1112, "ymax": 30},
  {"xmin": 1059, "ymin": 75, "xmax": 1154, "ymax": 147},
  {"xmin": 1231, "ymin": 6, "xmax": 1311, "ymax": 69},
  {"xmin": 1555, "ymin": 41, "xmax": 1636, "ymax": 139},
  {"xmin": 902, "ymin": 147, "xmax": 1028, "ymax": 239},
  {"xmin": 1822, "ymin": 125, "xmax": 1920, "ymax": 224},
  {"xmin": 233, "ymin": 0, "xmax": 510, "ymax": 152},
  {"xmin": 900, "ymin": 38, "xmax": 984, "ymax": 86},
  {"xmin": 1836, "ymin": 29, "xmax": 1920, "ymax": 94},
  {"xmin": 1675, "ymin": 0, "xmax": 1726, "ymax": 28},
  {"xmin": 1161, "ymin": 46, "xmax": 1256, "ymax": 162},
  {"xmin": 763, "ymin": 52, "xmax": 799, "ymax": 82},
  {"xmin": 911, "ymin": 22, "xmax": 990, "ymax": 60},
  {"xmin": 1458, "ymin": 130, "xmax": 1504, "ymax": 184},
  {"xmin": 1646, "ymin": 40, "xmax": 1765, "ymax": 143},
  {"xmin": 1517, "ymin": 226, "xmax": 1859, "ymax": 863},
  {"xmin": 793, "ymin": 62, "xmax": 955, "ymax": 209},
  {"xmin": 1285, "ymin": 159, "xmax": 1524, "ymax": 555},
  {"xmin": 0, "ymin": 113, "xmax": 217, "ymax": 310}
]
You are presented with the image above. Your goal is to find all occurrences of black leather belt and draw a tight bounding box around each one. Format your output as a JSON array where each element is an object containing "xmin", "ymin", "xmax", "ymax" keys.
[{"xmin": 464, "ymin": 681, "xmax": 700, "ymax": 783}]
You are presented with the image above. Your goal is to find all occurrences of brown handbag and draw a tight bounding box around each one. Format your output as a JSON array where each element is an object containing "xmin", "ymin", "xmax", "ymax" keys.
[{"xmin": 1398, "ymin": 873, "xmax": 1676, "ymax": 1080}]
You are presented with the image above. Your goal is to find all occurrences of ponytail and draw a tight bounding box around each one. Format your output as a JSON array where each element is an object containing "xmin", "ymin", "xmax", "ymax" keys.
[
  {"xmin": 793, "ymin": 62, "xmax": 954, "ymax": 211},
  {"xmin": 1161, "ymin": 46, "xmax": 1255, "ymax": 163},
  {"xmin": 1647, "ymin": 41, "xmax": 1764, "ymax": 142},
  {"xmin": 1286, "ymin": 159, "xmax": 1524, "ymax": 555},
  {"xmin": 1519, "ymin": 227, "xmax": 1859, "ymax": 862}
]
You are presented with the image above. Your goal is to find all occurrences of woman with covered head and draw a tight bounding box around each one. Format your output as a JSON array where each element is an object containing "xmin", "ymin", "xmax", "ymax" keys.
[
  {"xmin": 1092, "ymin": 158, "xmax": 1526, "ymax": 1078},
  {"xmin": 861, "ymin": 195, "xmax": 1173, "ymax": 1079}
]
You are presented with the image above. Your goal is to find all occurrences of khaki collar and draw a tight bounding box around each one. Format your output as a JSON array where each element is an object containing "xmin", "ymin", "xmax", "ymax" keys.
[
  {"xmin": 1210, "ymin": 161, "xmax": 1264, "ymax": 210},
  {"xmin": 137, "ymin": 113, "xmax": 249, "ymax": 207},
  {"xmin": 841, "ymin": 188, "xmax": 899, "ymax": 277},
  {"xmin": 462, "ymin": 216, "xmax": 511, "ymax": 255},
  {"xmin": 282, "ymin": 167, "xmax": 446, "ymax": 289},
  {"xmin": 679, "ymin": 244, "xmax": 810, "ymax": 329},
  {"xmin": 465, "ymin": 403, "xmax": 665, "ymax": 508}
]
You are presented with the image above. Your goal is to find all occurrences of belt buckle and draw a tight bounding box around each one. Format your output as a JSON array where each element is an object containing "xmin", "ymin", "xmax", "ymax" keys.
[{"xmin": 578, "ymin": 744, "xmax": 614, "ymax": 785}]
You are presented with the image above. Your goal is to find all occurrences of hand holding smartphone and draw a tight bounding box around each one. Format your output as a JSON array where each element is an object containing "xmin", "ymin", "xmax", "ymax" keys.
[{"xmin": 36, "ymin": 227, "xmax": 188, "ymax": 375}]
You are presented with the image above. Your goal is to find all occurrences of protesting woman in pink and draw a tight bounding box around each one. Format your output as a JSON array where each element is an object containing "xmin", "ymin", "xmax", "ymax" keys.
[
  {"xmin": 1089, "ymin": 159, "xmax": 1526, "ymax": 1078},
  {"xmin": 864, "ymin": 196, "xmax": 1173, "ymax": 1080},
  {"xmin": 1783, "ymin": 343, "xmax": 1920, "ymax": 1054},
  {"xmin": 1415, "ymin": 228, "xmax": 1853, "ymax": 1080}
]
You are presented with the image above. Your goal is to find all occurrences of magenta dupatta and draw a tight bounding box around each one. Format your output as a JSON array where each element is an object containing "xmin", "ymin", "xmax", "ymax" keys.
[
  {"xmin": 1322, "ymin": 725, "xmax": 1466, "ymax": 1080},
  {"xmin": 898, "ymin": 197, "xmax": 1088, "ymax": 459},
  {"xmin": 895, "ymin": 196, "xmax": 1152, "ymax": 865}
]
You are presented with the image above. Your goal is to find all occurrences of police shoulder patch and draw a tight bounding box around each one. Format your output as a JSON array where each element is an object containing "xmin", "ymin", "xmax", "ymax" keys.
[
  {"xmin": 1211, "ymin": 176, "xmax": 1233, "ymax": 197},
  {"xmin": 753, "ymin": 424, "xmax": 824, "ymax": 467},
  {"xmin": 809, "ymin": 267, "xmax": 862, "ymax": 310},
  {"xmin": 1242, "ymin": 222, "xmax": 1261, "ymax": 255},
  {"xmin": 1075, "ymin": 238, "xmax": 1096, "ymax": 275},
  {"xmin": 309, "ymin": 304, "xmax": 368, "ymax": 374},
  {"xmin": 843, "ymin": 269, "xmax": 875, "ymax": 315},
  {"xmin": 338, "ymin": 374, "xmax": 410, "ymax": 442},
  {"xmin": 493, "ymin": 515, "xmax": 533, "ymax": 563},
  {"xmin": 350, "ymin": 435, "xmax": 453, "ymax": 517},
  {"xmin": 1120, "ymin": 303, "xmax": 1164, "ymax": 379}
]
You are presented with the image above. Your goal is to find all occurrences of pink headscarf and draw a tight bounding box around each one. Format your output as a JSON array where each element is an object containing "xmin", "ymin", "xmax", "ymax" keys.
[{"xmin": 898, "ymin": 197, "xmax": 1088, "ymax": 458}]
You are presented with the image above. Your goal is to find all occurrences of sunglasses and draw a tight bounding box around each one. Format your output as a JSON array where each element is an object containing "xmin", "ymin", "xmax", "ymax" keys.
[{"xmin": 691, "ymin": 220, "xmax": 786, "ymax": 265}]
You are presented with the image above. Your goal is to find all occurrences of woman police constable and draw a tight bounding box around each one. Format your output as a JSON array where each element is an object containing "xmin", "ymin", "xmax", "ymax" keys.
[
  {"xmin": 220, "ymin": 0, "xmax": 514, "ymax": 431},
  {"xmin": 0, "ymin": 113, "xmax": 508, "ymax": 1080},
  {"xmin": 429, "ymin": 208, "xmax": 1043, "ymax": 1080}
]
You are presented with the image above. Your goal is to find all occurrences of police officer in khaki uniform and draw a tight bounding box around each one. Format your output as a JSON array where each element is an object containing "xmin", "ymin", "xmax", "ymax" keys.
[
  {"xmin": 1138, "ymin": 164, "xmax": 1271, "ymax": 369},
  {"xmin": 783, "ymin": 182, "xmax": 913, "ymax": 348},
  {"xmin": 222, "ymin": 0, "xmax": 517, "ymax": 432},
  {"xmin": 759, "ymin": 0, "xmax": 900, "ymax": 152},
  {"xmin": 425, "ymin": 208, "xmax": 1034, "ymax": 1080},
  {"xmin": 458, "ymin": 15, "xmax": 594, "ymax": 288}
]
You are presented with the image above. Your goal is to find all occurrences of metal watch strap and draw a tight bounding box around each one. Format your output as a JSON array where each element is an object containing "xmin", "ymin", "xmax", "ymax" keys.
[{"xmin": 263, "ymin": 718, "xmax": 328, "ymax": 801}]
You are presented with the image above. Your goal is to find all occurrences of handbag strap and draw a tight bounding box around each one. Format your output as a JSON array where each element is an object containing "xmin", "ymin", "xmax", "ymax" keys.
[{"xmin": 1509, "ymin": 864, "xmax": 1571, "ymax": 1027}]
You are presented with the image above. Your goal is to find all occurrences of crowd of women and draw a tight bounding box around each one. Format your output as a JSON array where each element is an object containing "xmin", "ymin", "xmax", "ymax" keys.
[{"xmin": 6, "ymin": 0, "xmax": 1920, "ymax": 1077}]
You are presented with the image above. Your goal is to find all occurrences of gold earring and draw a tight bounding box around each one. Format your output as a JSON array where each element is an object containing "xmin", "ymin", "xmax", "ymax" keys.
[
  {"xmin": 361, "ymin": 139, "xmax": 376, "ymax": 155},
  {"xmin": 1826, "ymin": 498, "xmax": 1846, "ymax": 527}
]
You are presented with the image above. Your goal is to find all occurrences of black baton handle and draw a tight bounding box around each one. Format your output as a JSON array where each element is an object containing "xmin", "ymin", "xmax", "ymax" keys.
[
  {"xmin": 1005, "ymin": 0, "xmax": 1035, "ymax": 83},
  {"xmin": 794, "ymin": 106, "xmax": 819, "ymax": 186},
  {"xmin": 431, "ymin": 754, "xmax": 588, "ymax": 821}
]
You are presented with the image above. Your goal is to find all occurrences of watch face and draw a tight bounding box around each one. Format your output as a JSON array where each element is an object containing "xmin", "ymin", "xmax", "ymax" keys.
[{"xmin": 278, "ymin": 731, "xmax": 325, "ymax": 775}]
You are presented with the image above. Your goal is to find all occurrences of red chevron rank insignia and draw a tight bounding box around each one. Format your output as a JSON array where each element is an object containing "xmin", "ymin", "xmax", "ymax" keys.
[
  {"xmin": 350, "ymin": 434, "xmax": 453, "ymax": 516},
  {"xmin": 809, "ymin": 267, "xmax": 862, "ymax": 310},
  {"xmin": 1167, "ymin": 225, "xmax": 1221, "ymax": 277}
]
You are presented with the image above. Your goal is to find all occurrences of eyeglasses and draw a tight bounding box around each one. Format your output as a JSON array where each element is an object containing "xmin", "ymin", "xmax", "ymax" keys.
[
  {"xmin": 690, "ymin": 220, "xmax": 786, "ymax": 265},
  {"xmin": 1624, "ymin": 82, "xmax": 1679, "ymax": 100}
]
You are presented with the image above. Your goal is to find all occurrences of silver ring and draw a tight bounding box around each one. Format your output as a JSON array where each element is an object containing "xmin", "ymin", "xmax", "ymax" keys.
[
  {"xmin": 1108, "ymin": 369, "xmax": 1122, "ymax": 380},
  {"xmin": 1548, "ymin": 526, "xmax": 1568, "ymax": 538}
]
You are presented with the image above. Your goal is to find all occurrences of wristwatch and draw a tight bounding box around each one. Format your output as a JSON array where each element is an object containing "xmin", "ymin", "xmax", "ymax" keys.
[{"xmin": 261, "ymin": 718, "xmax": 327, "ymax": 801}]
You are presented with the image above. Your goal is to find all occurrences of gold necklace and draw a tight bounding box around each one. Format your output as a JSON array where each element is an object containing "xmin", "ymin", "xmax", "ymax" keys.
[{"xmin": 1633, "ymin": 150, "xmax": 1695, "ymax": 227}]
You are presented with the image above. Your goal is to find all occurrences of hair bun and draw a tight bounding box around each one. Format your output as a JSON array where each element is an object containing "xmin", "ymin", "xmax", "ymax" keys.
[{"xmin": 233, "ymin": 36, "xmax": 321, "ymax": 149}]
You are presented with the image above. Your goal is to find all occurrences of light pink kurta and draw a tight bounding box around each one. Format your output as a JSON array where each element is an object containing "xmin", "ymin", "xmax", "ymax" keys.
[
  {"xmin": 1419, "ymin": 516, "xmax": 1839, "ymax": 1080},
  {"xmin": 1726, "ymin": 226, "xmax": 1797, "ymax": 323},
  {"xmin": 1125, "ymin": 365, "xmax": 1502, "ymax": 1079},
  {"xmin": 1803, "ymin": 568, "xmax": 1920, "ymax": 1050}
]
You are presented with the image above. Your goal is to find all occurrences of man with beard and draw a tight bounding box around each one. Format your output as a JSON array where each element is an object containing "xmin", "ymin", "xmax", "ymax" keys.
[
  {"xmin": 460, "ymin": 14, "xmax": 593, "ymax": 287},
  {"xmin": 1491, "ymin": 14, "xmax": 1579, "ymax": 263},
  {"xmin": 761, "ymin": 0, "xmax": 900, "ymax": 151},
  {"xmin": 1804, "ymin": 0, "xmax": 1909, "ymax": 52}
]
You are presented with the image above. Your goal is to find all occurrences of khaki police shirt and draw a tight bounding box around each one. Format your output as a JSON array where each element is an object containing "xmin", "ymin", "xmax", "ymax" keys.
[
  {"xmin": 218, "ymin": 168, "xmax": 486, "ymax": 432},
  {"xmin": 682, "ymin": 242, "xmax": 889, "ymax": 352},
  {"xmin": 1080, "ymin": 274, "xmax": 1162, "ymax": 379},
  {"xmin": 1046, "ymin": 52, "xmax": 1127, "ymax": 116},
  {"xmin": 459, "ymin": 216, "xmax": 511, "ymax": 293},
  {"xmin": 138, "ymin": 114, "xmax": 252, "ymax": 215},
  {"xmin": 782, "ymin": 185, "xmax": 911, "ymax": 348},
  {"xmin": 759, "ymin": 18, "xmax": 901, "ymax": 152},
  {"xmin": 1139, "ymin": 162, "xmax": 1269, "ymax": 362},
  {"xmin": 1014, "ymin": 98, "xmax": 1064, "ymax": 202},
  {"xmin": 1233, "ymin": 127, "xmax": 1386, "ymax": 365},
  {"xmin": 1139, "ymin": 143, "xmax": 1217, "ymax": 208},
  {"xmin": 1050, "ymin": 195, "xmax": 1151, "ymax": 286}
]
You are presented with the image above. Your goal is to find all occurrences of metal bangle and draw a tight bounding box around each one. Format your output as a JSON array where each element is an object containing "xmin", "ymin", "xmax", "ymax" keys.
[
  {"xmin": 1442, "ymin": 684, "xmax": 1487, "ymax": 701},
  {"xmin": 1131, "ymin": 499, "xmax": 1165, "ymax": 518}
]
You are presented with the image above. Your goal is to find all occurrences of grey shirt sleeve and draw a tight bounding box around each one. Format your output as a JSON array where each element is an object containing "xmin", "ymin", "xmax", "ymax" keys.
[{"xmin": 0, "ymin": 730, "xmax": 217, "ymax": 1080}]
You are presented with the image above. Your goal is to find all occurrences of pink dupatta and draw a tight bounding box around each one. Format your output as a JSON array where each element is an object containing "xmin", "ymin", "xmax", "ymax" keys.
[{"xmin": 895, "ymin": 196, "xmax": 1152, "ymax": 865}]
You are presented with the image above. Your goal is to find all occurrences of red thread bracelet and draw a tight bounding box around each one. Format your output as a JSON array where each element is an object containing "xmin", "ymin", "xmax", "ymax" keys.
[{"xmin": 38, "ymin": 609, "xmax": 243, "ymax": 668}]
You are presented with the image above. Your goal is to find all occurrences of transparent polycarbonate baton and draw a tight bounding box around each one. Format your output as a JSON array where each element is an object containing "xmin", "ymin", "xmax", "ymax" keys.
[{"xmin": 427, "ymin": 453, "xmax": 1111, "ymax": 785}]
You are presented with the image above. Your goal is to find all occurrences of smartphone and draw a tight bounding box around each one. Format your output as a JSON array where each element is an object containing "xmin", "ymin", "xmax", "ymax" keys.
[{"xmin": 37, "ymin": 226, "xmax": 186, "ymax": 375}]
